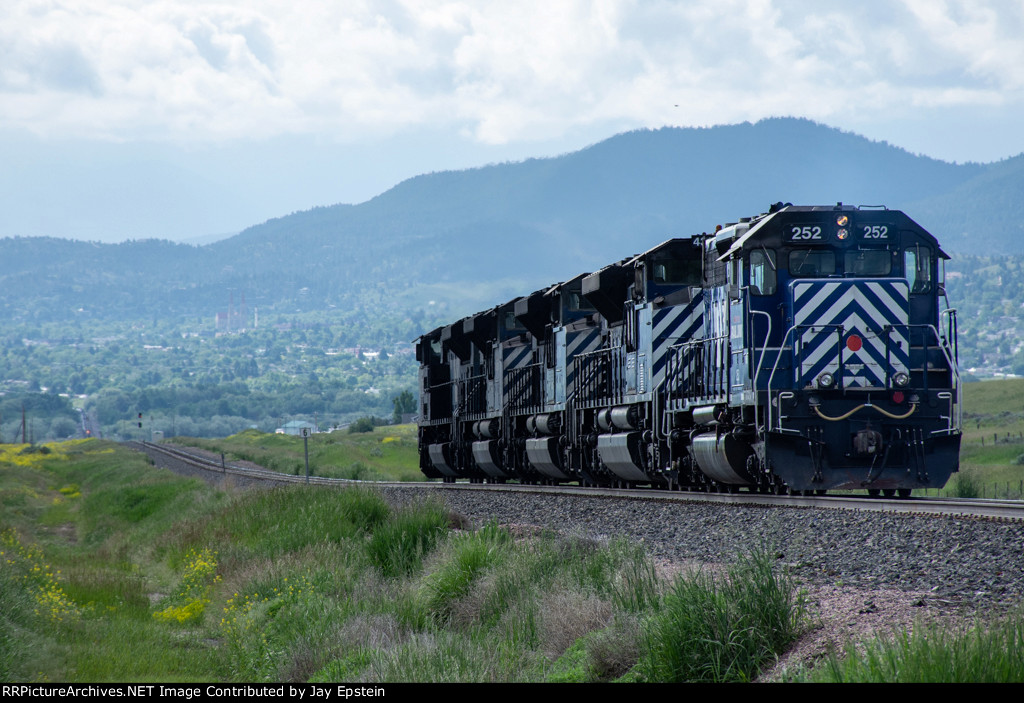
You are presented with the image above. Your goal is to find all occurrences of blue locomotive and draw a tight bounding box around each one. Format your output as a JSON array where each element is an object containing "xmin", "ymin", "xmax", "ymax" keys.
[{"xmin": 417, "ymin": 203, "xmax": 961, "ymax": 496}]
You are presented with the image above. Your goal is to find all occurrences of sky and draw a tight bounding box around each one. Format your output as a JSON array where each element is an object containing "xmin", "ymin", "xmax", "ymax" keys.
[{"xmin": 2, "ymin": 0, "xmax": 1023, "ymax": 243}]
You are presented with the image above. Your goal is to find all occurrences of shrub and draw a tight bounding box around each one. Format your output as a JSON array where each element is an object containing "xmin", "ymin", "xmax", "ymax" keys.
[
  {"xmin": 348, "ymin": 417, "xmax": 387, "ymax": 434},
  {"xmin": 639, "ymin": 551, "xmax": 803, "ymax": 682},
  {"xmin": 953, "ymin": 469, "xmax": 981, "ymax": 498},
  {"xmin": 367, "ymin": 502, "xmax": 449, "ymax": 578},
  {"xmin": 422, "ymin": 523, "xmax": 511, "ymax": 623}
]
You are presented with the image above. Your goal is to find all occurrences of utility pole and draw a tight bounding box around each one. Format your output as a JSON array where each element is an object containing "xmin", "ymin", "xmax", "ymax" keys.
[{"xmin": 301, "ymin": 427, "xmax": 311, "ymax": 483}]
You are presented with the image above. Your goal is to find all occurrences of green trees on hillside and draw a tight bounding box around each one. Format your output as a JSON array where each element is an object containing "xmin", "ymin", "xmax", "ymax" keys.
[{"xmin": 392, "ymin": 389, "xmax": 416, "ymax": 423}]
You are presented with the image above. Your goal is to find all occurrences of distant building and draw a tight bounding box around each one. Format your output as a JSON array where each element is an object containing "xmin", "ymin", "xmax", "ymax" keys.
[{"xmin": 215, "ymin": 291, "xmax": 250, "ymax": 334}]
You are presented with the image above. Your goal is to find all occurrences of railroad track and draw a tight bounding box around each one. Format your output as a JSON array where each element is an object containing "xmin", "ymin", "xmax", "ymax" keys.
[{"xmin": 129, "ymin": 441, "xmax": 1024, "ymax": 521}]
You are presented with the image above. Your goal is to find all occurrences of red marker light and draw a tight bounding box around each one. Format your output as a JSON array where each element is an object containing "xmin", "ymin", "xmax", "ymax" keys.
[
  {"xmin": 846, "ymin": 334, "xmax": 862, "ymax": 352},
  {"xmin": 892, "ymin": 391, "xmax": 905, "ymax": 404}
]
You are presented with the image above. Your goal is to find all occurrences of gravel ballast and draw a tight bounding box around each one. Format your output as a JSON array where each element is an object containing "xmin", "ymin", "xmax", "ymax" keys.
[{"xmin": 384, "ymin": 486, "xmax": 1024, "ymax": 612}]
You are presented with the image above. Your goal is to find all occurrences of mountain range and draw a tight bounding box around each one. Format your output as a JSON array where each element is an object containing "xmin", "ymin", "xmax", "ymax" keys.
[{"xmin": 3, "ymin": 117, "xmax": 1023, "ymax": 325}]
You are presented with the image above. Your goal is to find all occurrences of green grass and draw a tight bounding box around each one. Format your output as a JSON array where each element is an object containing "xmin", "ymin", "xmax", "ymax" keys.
[
  {"xmin": 805, "ymin": 611, "xmax": 1024, "ymax": 682},
  {"xmin": 366, "ymin": 501, "xmax": 450, "ymax": 578},
  {"xmin": 6, "ymin": 434, "xmax": 1024, "ymax": 683},
  {"xmin": 637, "ymin": 551, "xmax": 804, "ymax": 682},
  {"xmin": 172, "ymin": 426, "xmax": 424, "ymax": 482},
  {"xmin": 0, "ymin": 440, "xmax": 811, "ymax": 682},
  {"xmin": 0, "ymin": 440, "xmax": 222, "ymax": 681}
]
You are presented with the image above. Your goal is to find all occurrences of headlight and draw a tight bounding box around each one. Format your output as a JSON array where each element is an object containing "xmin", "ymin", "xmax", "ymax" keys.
[
  {"xmin": 817, "ymin": 372, "xmax": 835, "ymax": 388},
  {"xmin": 893, "ymin": 372, "xmax": 910, "ymax": 387}
]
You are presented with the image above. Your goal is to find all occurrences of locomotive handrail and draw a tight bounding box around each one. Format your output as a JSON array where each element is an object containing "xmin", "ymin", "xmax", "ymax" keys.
[
  {"xmin": 575, "ymin": 346, "xmax": 625, "ymax": 407},
  {"xmin": 750, "ymin": 308, "xmax": 773, "ymax": 435},
  {"xmin": 766, "ymin": 324, "xmax": 800, "ymax": 431},
  {"xmin": 507, "ymin": 362, "xmax": 544, "ymax": 415},
  {"xmin": 783, "ymin": 322, "xmax": 924, "ymax": 390},
  {"xmin": 651, "ymin": 372, "xmax": 669, "ymax": 443},
  {"xmin": 766, "ymin": 321, "xmax": 961, "ymax": 433},
  {"xmin": 944, "ymin": 308, "xmax": 958, "ymax": 367},
  {"xmin": 664, "ymin": 334, "xmax": 729, "ymax": 406},
  {"xmin": 459, "ymin": 373, "xmax": 489, "ymax": 417},
  {"xmin": 424, "ymin": 378, "xmax": 457, "ymax": 423},
  {"xmin": 926, "ymin": 321, "xmax": 961, "ymax": 434}
]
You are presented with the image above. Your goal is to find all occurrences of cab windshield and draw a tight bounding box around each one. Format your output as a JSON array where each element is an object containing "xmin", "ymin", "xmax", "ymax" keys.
[
  {"xmin": 844, "ymin": 250, "xmax": 891, "ymax": 276},
  {"xmin": 788, "ymin": 249, "xmax": 835, "ymax": 277}
]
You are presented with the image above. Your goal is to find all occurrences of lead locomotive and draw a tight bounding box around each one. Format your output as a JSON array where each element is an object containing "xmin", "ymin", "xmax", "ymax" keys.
[{"xmin": 417, "ymin": 204, "xmax": 961, "ymax": 496}]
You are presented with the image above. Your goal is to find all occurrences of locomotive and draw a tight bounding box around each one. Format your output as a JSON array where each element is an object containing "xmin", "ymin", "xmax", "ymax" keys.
[{"xmin": 416, "ymin": 203, "xmax": 961, "ymax": 496}]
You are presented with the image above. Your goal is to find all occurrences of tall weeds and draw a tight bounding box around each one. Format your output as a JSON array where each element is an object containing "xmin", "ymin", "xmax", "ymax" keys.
[
  {"xmin": 639, "ymin": 551, "xmax": 803, "ymax": 682},
  {"xmin": 812, "ymin": 612, "xmax": 1024, "ymax": 682}
]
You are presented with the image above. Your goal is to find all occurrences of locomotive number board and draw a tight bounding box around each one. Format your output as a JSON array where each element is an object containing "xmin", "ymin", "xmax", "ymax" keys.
[{"xmin": 785, "ymin": 221, "xmax": 896, "ymax": 242}]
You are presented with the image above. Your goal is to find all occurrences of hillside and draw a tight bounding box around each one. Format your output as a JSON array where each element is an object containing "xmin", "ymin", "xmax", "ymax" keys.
[
  {"xmin": 3, "ymin": 117, "xmax": 1024, "ymax": 439},
  {"xmin": 3, "ymin": 118, "xmax": 1021, "ymax": 328}
]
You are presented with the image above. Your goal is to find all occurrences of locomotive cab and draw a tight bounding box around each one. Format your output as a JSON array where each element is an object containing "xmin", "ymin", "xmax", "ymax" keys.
[{"xmin": 707, "ymin": 204, "xmax": 961, "ymax": 494}]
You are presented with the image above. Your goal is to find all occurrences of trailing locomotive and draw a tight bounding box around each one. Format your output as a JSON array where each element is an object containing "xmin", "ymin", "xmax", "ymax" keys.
[{"xmin": 417, "ymin": 203, "xmax": 961, "ymax": 496}]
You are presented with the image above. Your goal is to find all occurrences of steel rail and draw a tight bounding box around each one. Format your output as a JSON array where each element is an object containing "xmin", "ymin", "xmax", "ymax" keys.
[{"xmin": 130, "ymin": 441, "xmax": 1024, "ymax": 522}]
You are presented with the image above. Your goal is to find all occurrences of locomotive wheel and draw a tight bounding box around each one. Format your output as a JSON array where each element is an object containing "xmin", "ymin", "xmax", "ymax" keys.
[
  {"xmin": 882, "ymin": 489, "xmax": 896, "ymax": 498},
  {"xmin": 898, "ymin": 488, "xmax": 912, "ymax": 498},
  {"xmin": 867, "ymin": 489, "xmax": 880, "ymax": 498}
]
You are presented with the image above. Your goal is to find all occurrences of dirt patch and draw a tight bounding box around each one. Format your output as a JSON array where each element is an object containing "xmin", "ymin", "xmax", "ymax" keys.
[{"xmin": 759, "ymin": 582, "xmax": 972, "ymax": 681}]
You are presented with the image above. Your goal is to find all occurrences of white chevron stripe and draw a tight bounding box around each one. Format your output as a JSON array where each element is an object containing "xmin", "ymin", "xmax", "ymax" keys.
[
  {"xmin": 798, "ymin": 308, "xmax": 910, "ymax": 387},
  {"xmin": 795, "ymin": 281, "xmax": 840, "ymax": 319},
  {"xmin": 796, "ymin": 288, "xmax": 903, "ymax": 331},
  {"xmin": 566, "ymin": 330, "xmax": 601, "ymax": 358},
  {"xmin": 653, "ymin": 302, "xmax": 704, "ymax": 340},
  {"xmin": 864, "ymin": 281, "xmax": 908, "ymax": 319},
  {"xmin": 795, "ymin": 281, "xmax": 908, "ymax": 326}
]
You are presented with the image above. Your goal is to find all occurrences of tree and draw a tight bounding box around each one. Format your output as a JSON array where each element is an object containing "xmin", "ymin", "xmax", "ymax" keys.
[{"xmin": 392, "ymin": 389, "xmax": 416, "ymax": 424}]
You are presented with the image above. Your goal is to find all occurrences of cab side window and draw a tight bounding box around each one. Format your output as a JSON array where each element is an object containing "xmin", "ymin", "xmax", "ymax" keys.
[
  {"xmin": 749, "ymin": 249, "xmax": 776, "ymax": 295},
  {"xmin": 905, "ymin": 247, "xmax": 932, "ymax": 293}
]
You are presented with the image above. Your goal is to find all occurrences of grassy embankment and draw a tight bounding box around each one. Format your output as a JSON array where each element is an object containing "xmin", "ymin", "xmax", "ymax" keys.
[
  {"xmin": 1, "ymin": 438, "xmax": 803, "ymax": 683},
  {"xmin": 172, "ymin": 425, "xmax": 422, "ymax": 482},
  {"xmin": 958, "ymin": 378, "xmax": 1024, "ymax": 498}
]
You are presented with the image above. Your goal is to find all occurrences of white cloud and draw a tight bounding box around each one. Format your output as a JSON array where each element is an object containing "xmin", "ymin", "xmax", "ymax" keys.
[{"xmin": 1, "ymin": 0, "xmax": 1022, "ymax": 153}]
